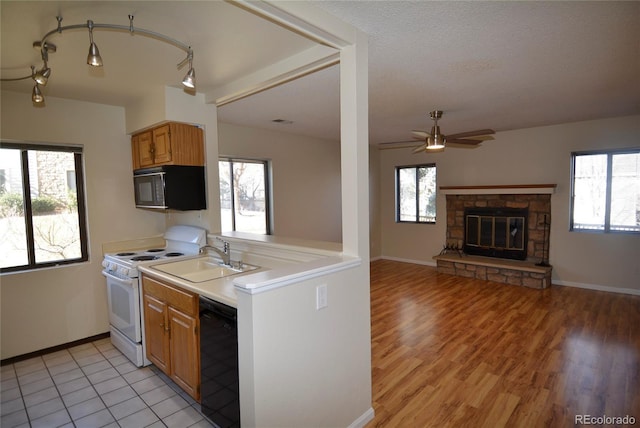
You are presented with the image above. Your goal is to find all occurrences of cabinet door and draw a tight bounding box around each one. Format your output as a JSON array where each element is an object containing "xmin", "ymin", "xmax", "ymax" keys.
[
  {"xmin": 136, "ymin": 131, "xmax": 154, "ymax": 167},
  {"xmin": 152, "ymin": 125, "xmax": 172, "ymax": 165},
  {"xmin": 143, "ymin": 294, "xmax": 170, "ymax": 373},
  {"xmin": 168, "ymin": 306, "xmax": 200, "ymax": 400},
  {"xmin": 131, "ymin": 134, "xmax": 141, "ymax": 170}
]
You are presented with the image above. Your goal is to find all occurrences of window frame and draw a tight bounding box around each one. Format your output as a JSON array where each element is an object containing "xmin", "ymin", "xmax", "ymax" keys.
[
  {"xmin": 0, "ymin": 141, "xmax": 89, "ymax": 273},
  {"xmin": 395, "ymin": 163, "xmax": 437, "ymax": 224},
  {"xmin": 219, "ymin": 157, "xmax": 272, "ymax": 235},
  {"xmin": 570, "ymin": 147, "xmax": 640, "ymax": 234}
]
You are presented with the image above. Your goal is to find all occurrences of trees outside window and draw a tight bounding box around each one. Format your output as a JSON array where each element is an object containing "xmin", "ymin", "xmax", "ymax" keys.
[
  {"xmin": 0, "ymin": 142, "xmax": 88, "ymax": 272},
  {"xmin": 571, "ymin": 149, "xmax": 640, "ymax": 233},
  {"xmin": 396, "ymin": 164, "xmax": 437, "ymax": 223},
  {"xmin": 219, "ymin": 158, "xmax": 270, "ymax": 234}
]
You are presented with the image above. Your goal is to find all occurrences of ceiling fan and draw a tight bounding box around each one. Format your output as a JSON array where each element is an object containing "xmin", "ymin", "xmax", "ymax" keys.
[{"xmin": 410, "ymin": 110, "xmax": 495, "ymax": 153}]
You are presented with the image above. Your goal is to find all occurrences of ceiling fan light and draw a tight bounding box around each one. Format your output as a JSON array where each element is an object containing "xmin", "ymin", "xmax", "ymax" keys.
[
  {"xmin": 426, "ymin": 135, "xmax": 445, "ymax": 150},
  {"xmin": 182, "ymin": 67, "xmax": 195, "ymax": 89},
  {"xmin": 32, "ymin": 84, "xmax": 44, "ymax": 103}
]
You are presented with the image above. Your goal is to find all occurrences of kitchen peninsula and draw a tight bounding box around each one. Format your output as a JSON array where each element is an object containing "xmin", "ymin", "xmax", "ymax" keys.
[{"xmin": 138, "ymin": 233, "xmax": 362, "ymax": 427}]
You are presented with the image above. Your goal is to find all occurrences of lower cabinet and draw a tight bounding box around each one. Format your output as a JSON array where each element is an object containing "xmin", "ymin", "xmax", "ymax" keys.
[{"xmin": 142, "ymin": 274, "xmax": 200, "ymax": 401}]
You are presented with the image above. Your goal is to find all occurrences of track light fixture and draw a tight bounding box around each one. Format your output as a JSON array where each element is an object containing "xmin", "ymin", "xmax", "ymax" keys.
[
  {"xmin": 30, "ymin": 66, "xmax": 44, "ymax": 104},
  {"xmin": 32, "ymin": 83, "xmax": 44, "ymax": 104},
  {"xmin": 1, "ymin": 14, "xmax": 196, "ymax": 106},
  {"xmin": 34, "ymin": 65, "xmax": 51, "ymax": 85},
  {"xmin": 181, "ymin": 51, "xmax": 196, "ymax": 89},
  {"xmin": 86, "ymin": 20, "xmax": 103, "ymax": 67}
]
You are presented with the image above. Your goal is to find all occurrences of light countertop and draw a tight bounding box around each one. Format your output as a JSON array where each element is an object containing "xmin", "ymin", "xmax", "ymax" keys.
[
  {"xmin": 138, "ymin": 252, "xmax": 361, "ymax": 306},
  {"xmin": 138, "ymin": 256, "xmax": 259, "ymax": 308}
]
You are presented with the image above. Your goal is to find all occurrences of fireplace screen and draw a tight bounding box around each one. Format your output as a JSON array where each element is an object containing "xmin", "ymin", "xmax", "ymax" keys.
[{"xmin": 464, "ymin": 208, "xmax": 528, "ymax": 260}]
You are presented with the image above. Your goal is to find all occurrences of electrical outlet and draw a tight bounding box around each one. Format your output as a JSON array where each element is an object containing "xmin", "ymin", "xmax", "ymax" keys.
[{"xmin": 316, "ymin": 284, "xmax": 328, "ymax": 310}]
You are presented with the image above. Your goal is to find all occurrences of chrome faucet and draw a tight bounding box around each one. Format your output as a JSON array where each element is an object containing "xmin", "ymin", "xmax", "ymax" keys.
[{"xmin": 202, "ymin": 237, "xmax": 231, "ymax": 266}]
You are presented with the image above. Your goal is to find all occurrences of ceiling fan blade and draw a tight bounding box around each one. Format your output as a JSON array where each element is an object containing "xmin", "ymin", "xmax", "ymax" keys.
[
  {"xmin": 458, "ymin": 135, "xmax": 494, "ymax": 141},
  {"xmin": 446, "ymin": 129, "xmax": 495, "ymax": 139},
  {"xmin": 412, "ymin": 143, "xmax": 428, "ymax": 153},
  {"xmin": 411, "ymin": 130, "xmax": 431, "ymax": 138},
  {"xmin": 378, "ymin": 140, "xmax": 421, "ymax": 150},
  {"xmin": 446, "ymin": 143, "xmax": 480, "ymax": 149},
  {"xmin": 446, "ymin": 138, "xmax": 483, "ymax": 146}
]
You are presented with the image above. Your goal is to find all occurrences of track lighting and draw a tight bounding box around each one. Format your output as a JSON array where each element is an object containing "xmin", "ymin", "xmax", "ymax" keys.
[
  {"xmin": 28, "ymin": 65, "xmax": 45, "ymax": 104},
  {"xmin": 34, "ymin": 64, "xmax": 51, "ymax": 85},
  {"xmin": 1, "ymin": 14, "xmax": 196, "ymax": 106},
  {"xmin": 86, "ymin": 20, "xmax": 103, "ymax": 67},
  {"xmin": 32, "ymin": 83, "xmax": 44, "ymax": 104},
  {"xmin": 182, "ymin": 52, "xmax": 196, "ymax": 89}
]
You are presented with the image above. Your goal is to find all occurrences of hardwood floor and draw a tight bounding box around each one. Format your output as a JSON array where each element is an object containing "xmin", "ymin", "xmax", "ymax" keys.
[{"xmin": 366, "ymin": 260, "xmax": 640, "ymax": 427}]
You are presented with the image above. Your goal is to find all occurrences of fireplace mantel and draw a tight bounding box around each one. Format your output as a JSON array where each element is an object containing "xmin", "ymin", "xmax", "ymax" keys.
[{"xmin": 440, "ymin": 184, "xmax": 557, "ymax": 195}]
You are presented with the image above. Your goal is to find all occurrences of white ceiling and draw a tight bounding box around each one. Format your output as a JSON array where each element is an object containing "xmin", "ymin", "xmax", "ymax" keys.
[{"xmin": 2, "ymin": 1, "xmax": 639, "ymax": 146}]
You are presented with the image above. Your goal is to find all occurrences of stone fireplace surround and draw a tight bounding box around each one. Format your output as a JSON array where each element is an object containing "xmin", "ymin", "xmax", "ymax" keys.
[{"xmin": 433, "ymin": 184, "xmax": 555, "ymax": 289}]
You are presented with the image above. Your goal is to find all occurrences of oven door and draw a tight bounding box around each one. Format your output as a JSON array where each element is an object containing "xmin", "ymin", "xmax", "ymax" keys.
[{"xmin": 102, "ymin": 270, "xmax": 142, "ymax": 343}]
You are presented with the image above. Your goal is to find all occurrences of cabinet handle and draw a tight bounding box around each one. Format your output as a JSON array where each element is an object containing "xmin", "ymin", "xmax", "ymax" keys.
[{"xmin": 160, "ymin": 322, "xmax": 170, "ymax": 332}]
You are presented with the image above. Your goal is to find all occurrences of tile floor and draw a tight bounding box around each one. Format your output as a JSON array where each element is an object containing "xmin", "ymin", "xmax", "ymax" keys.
[{"xmin": 0, "ymin": 338, "xmax": 215, "ymax": 428}]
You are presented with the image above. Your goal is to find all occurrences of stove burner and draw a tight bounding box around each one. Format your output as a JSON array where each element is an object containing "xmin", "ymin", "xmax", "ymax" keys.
[
  {"xmin": 131, "ymin": 255, "xmax": 159, "ymax": 261},
  {"xmin": 146, "ymin": 248, "xmax": 165, "ymax": 253},
  {"xmin": 116, "ymin": 252, "xmax": 136, "ymax": 257},
  {"xmin": 164, "ymin": 252, "xmax": 184, "ymax": 257}
]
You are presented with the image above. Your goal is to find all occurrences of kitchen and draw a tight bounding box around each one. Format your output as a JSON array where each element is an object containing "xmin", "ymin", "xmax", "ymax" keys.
[
  {"xmin": 3, "ymin": 1, "xmax": 639, "ymax": 426},
  {"xmin": 0, "ymin": 2, "xmax": 373, "ymax": 427}
]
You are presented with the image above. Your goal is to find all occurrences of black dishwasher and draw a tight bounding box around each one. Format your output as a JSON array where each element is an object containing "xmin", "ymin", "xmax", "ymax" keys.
[{"xmin": 199, "ymin": 296, "xmax": 240, "ymax": 428}]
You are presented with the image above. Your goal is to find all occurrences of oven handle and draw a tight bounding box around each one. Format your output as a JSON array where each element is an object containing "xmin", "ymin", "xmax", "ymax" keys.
[{"xmin": 101, "ymin": 270, "xmax": 138, "ymax": 286}]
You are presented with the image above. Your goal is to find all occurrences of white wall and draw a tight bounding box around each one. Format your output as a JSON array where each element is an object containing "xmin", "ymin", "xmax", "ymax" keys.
[
  {"xmin": 218, "ymin": 122, "xmax": 342, "ymax": 243},
  {"xmin": 369, "ymin": 148, "xmax": 382, "ymax": 259},
  {"xmin": 377, "ymin": 114, "xmax": 640, "ymax": 293},
  {"xmin": 237, "ymin": 264, "xmax": 372, "ymax": 427},
  {"xmin": 0, "ymin": 90, "xmax": 166, "ymax": 359}
]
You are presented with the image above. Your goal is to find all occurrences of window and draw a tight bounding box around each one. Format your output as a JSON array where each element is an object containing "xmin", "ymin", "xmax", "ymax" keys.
[
  {"xmin": 0, "ymin": 142, "xmax": 89, "ymax": 272},
  {"xmin": 571, "ymin": 149, "xmax": 640, "ymax": 233},
  {"xmin": 219, "ymin": 158, "xmax": 271, "ymax": 234},
  {"xmin": 396, "ymin": 164, "xmax": 437, "ymax": 223}
]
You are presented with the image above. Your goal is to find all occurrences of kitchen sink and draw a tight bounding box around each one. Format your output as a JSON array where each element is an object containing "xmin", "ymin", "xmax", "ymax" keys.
[{"xmin": 151, "ymin": 256, "xmax": 259, "ymax": 283}]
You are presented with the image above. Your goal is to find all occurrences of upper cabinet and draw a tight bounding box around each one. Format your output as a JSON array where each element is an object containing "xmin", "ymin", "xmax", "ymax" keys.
[{"xmin": 132, "ymin": 122, "xmax": 204, "ymax": 170}]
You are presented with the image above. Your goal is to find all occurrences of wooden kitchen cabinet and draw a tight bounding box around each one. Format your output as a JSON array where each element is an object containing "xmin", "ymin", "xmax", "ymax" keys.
[
  {"xmin": 168, "ymin": 306, "xmax": 200, "ymax": 399},
  {"xmin": 143, "ymin": 294, "xmax": 170, "ymax": 373},
  {"xmin": 131, "ymin": 122, "xmax": 204, "ymax": 170},
  {"xmin": 131, "ymin": 131, "xmax": 153, "ymax": 170},
  {"xmin": 142, "ymin": 274, "xmax": 200, "ymax": 401}
]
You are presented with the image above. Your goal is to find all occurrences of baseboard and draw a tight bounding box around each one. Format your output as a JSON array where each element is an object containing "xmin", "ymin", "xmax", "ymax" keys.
[
  {"xmin": 554, "ymin": 280, "xmax": 640, "ymax": 296},
  {"xmin": 1, "ymin": 332, "xmax": 110, "ymax": 366},
  {"xmin": 377, "ymin": 255, "xmax": 437, "ymax": 267},
  {"xmin": 348, "ymin": 407, "xmax": 375, "ymax": 428}
]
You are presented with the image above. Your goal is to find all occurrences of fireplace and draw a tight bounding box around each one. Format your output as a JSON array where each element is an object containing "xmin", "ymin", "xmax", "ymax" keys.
[
  {"xmin": 464, "ymin": 207, "xmax": 528, "ymax": 260},
  {"xmin": 435, "ymin": 185, "xmax": 556, "ymax": 289},
  {"xmin": 443, "ymin": 188, "xmax": 554, "ymax": 262}
]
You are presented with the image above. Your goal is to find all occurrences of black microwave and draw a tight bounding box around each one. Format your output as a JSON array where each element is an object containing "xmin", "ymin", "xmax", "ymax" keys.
[{"xmin": 133, "ymin": 165, "xmax": 206, "ymax": 210}]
